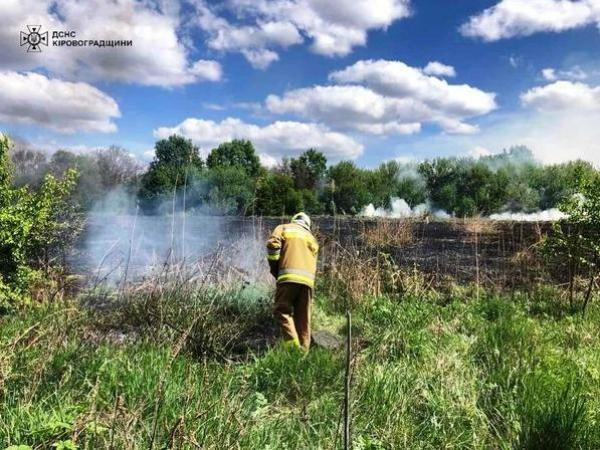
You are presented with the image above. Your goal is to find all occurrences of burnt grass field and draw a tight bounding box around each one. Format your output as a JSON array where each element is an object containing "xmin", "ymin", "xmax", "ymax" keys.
[
  {"xmin": 308, "ymin": 217, "xmax": 550, "ymax": 287},
  {"xmin": 76, "ymin": 215, "xmax": 551, "ymax": 287},
  {"xmin": 2, "ymin": 217, "xmax": 600, "ymax": 449}
]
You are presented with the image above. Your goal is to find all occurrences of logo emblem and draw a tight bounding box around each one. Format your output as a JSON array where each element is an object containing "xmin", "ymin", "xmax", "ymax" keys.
[{"xmin": 20, "ymin": 25, "xmax": 48, "ymax": 52}]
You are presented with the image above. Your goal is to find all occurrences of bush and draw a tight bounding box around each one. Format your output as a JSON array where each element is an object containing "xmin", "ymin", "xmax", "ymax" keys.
[
  {"xmin": 0, "ymin": 135, "xmax": 82, "ymax": 308},
  {"xmin": 543, "ymin": 169, "xmax": 600, "ymax": 313}
]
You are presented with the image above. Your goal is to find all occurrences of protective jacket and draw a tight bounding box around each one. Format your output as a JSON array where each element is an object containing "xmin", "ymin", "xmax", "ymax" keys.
[{"xmin": 266, "ymin": 222, "xmax": 319, "ymax": 288}]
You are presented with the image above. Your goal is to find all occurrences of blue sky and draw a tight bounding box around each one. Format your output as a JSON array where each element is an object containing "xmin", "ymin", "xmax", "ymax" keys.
[{"xmin": 1, "ymin": 0, "xmax": 600, "ymax": 167}]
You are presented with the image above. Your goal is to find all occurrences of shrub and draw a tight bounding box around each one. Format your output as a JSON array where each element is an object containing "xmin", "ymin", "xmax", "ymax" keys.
[
  {"xmin": 0, "ymin": 134, "xmax": 82, "ymax": 308},
  {"xmin": 543, "ymin": 169, "xmax": 600, "ymax": 313}
]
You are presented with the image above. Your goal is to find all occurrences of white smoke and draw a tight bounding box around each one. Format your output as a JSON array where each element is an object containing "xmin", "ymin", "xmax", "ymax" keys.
[
  {"xmin": 75, "ymin": 188, "xmax": 272, "ymax": 285},
  {"xmin": 489, "ymin": 209, "xmax": 567, "ymax": 222},
  {"xmin": 361, "ymin": 198, "xmax": 450, "ymax": 219},
  {"xmin": 361, "ymin": 197, "xmax": 568, "ymax": 222}
]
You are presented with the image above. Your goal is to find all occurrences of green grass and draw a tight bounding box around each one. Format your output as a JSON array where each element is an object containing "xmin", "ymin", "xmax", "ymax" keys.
[{"xmin": 1, "ymin": 287, "xmax": 599, "ymax": 449}]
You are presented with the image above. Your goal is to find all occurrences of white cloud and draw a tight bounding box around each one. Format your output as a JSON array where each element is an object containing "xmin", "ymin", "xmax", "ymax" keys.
[
  {"xmin": 189, "ymin": 60, "xmax": 223, "ymax": 82},
  {"xmin": 516, "ymin": 112, "xmax": 600, "ymax": 164},
  {"xmin": 0, "ymin": 0, "xmax": 222, "ymax": 86},
  {"xmin": 258, "ymin": 153, "xmax": 279, "ymax": 168},
  {"xmin": 541, "ymin": 68, "xmax": 557, "ymax": 81},
  {"xmin": 241, "ymin": 49, "xmax": 280, "ymax": 70},
  {"xmin": 510, "ymin": 81, "xmax": 600, "ymax": 163},
  {"xmin": 355, "ymin": 122, "xmax": 422, "ymax": 135},
  {"xmin": 392, "ymin": 155, "xmax": 417, "ymax": 164},
  {"xmin": 0, "ymin": 71, "xmax": 120, "ymax": 133},
  {"xmin": 402, "ymin": 107, "xmax": 600, "ymax": 166},
  {"xmin": 541, "ymin": 66, "xmax": 588, "ymax": 81},
  {"xmin": 267, "ymin": 85, "xmax": 425, "ymax": 135},
  {"xmin": 460, "ymin": 0, "xmax": 600, "ymax": 41},
  {"xmin": 153, "ymin": 117, "xmax": 363, "ymax": 161},
  {"xmin": 469, "ymin": 146, "xmax": 493, "ymax": 159},
  {"xmin": 192, "ymin": 0, "xmax": 411, "ymax": 68},
  {"xmin": 233, "ymin": 102, "xmax": 263, "ymax": 112},
  {"xmin": 385, "ymin": 79, "xmax": 600, "ymax": 167},
  {"xmin": 329, "ymin": 60, "xmax": 496, "ymax": 117},
  {"xmin": 202, "ymin": 103, "xmax": 226, "ymax": 111},
  {"xmin": 142, "ymin": 149, "xmax": 156, "ymax": 162},
  {"xmin": 423, "ymin": 61, "xmax": 456, "ymax": 77},
  {"xmin": 194, "ymin": 4, "xmax": 303, "ymax": 69},
  {"xmin": 266, "ymin": 59, "xmax": 496, "ymax": 135},
  {"xmin": 509, "ymin": 55, "xmax": 521, "ymax": 68},
  {"xmin": 521, "ymin": 81, "xmax": 600, "ymax": 111},
  {"xmin": 436, "ymin": 119, "xmax": 480, "ymax": 135}
]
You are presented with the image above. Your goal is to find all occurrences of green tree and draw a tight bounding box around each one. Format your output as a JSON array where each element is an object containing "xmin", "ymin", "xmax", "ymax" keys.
[
  {"xmin": 365, "ymin": 161, "xmax": 400, "ymax": 208},
  {"xmin": 254, "ymin": 171, "xmax": 304, "ymax": 216},
  {"xmin": 505, "ymin": 177, "xmax": 541, "ymax": 212},
  {"xmin": 325, "ymin": 161, "xmax": 370, "ymax": 215},
  {"xmin": 460, "ymin": 163, "xmax": 509, "ymax": 216},
  {"xmin": 205, "ymin": 166, "xmax": 255, "ymax": 215},
  {"xmin": 299, "ymin": 188, "xmax": 324, "ymax": 215},
  {"xmin": 396, "ymin": 176, "xmax": 427, "ymax": 207},
  {"xmin": 48, "ymin": 150, "xmax": 102, "ymax": 209},
  {"xmin": 365, "ymin": 161, "xmax": 427, "ymax": 208},
  {"xmin": 138, "ymin": 135, "xmax": 203, "ymax": 212},
  {"xmin": 419, "ymin": 159, "xmax": 509, "ymax": 216},
  {"xmin": 289, "ymin": 149, "xmax": 327, "ymax": 190},
  {"xmin": 206, "ymin": 140, "xmax": 261, "ymax": 178},
  {"xmin": 532, "ymin": 160, "xmax": 596, "ymax": 210},
  {"xmin": 154, "ymin": 135, "xmax": 203, "ymax": 168},
  {"xmin": 419, "ymin": 158, "xmax": 461, "ymax": 213}
]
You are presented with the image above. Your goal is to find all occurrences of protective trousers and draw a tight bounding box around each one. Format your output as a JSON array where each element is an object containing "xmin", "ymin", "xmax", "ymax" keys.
[{"xmin": 274, "ymin": 283, "xmax": 312, "ymax": 350}]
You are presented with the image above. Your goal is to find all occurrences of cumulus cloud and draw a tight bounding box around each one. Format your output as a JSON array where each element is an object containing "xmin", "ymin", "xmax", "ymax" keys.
[
  {"xmin": 541, "ymin": 66, "xmax": 588, "ymax": 81},
  {"xmin": 267, "ymin": 85, "xmax": 424, "ymax": 135},
  {"xmin": 460, "ymin": 0, "xmax": 600, "ymax": 41},
  {"xmin": 192, "ymin": 0, "xmax": 411, "ymax": 68},
  {"xmin": 521, "ymin": 81, "xmax": 600, "ymax": 111},
  {"xmin": 502, "ymin": 80, "xmax": 600, "ymax": 164},
  {"xmin": 153, "ymin": 117, "xmax": 363, "ymax": 161},
  {"xmin": 189, "ymin": 60, "xmax": 223, "ymax": 82},
  {"xmin": 266, "ymin": 59, "xmax": 496, "ymax": 135},
  {"xmin": 423, "ymin": 61, "xmax": 456, "ymax": 77},
  {"xmin": 329, "ymin": 60, "xmax": 496, "ymax": 116},
  {"xmin": 193, "ymin": 4, "xmax": 303, "ymax": 69},
  {"xmin": 0, "ymin": 71, "xmax": 120, "ymax": 133},
  {"xmin": 0, "ymin": 0, "xmax": 222, "ymax": 86},
  {"xmin": 389, "ymin": 77, "xmax": 600, "ymax": 166}
]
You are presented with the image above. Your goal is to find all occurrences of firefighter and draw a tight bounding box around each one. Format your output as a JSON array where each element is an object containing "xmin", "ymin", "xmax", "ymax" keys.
[{"xmin": 266, "ymin": 212, "xmax": 319, "ymax": 351}]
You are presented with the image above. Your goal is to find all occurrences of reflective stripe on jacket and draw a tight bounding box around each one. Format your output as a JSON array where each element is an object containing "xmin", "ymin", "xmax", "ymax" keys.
[{"xmin": 266, "ymin": 222, "xmax": 319, "ymax": 288}]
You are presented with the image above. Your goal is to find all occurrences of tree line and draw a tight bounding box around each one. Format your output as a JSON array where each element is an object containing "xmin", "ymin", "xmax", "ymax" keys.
[{"xmin": 7, "ymin": 135, "xmax": 597, "ymax": 217}]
